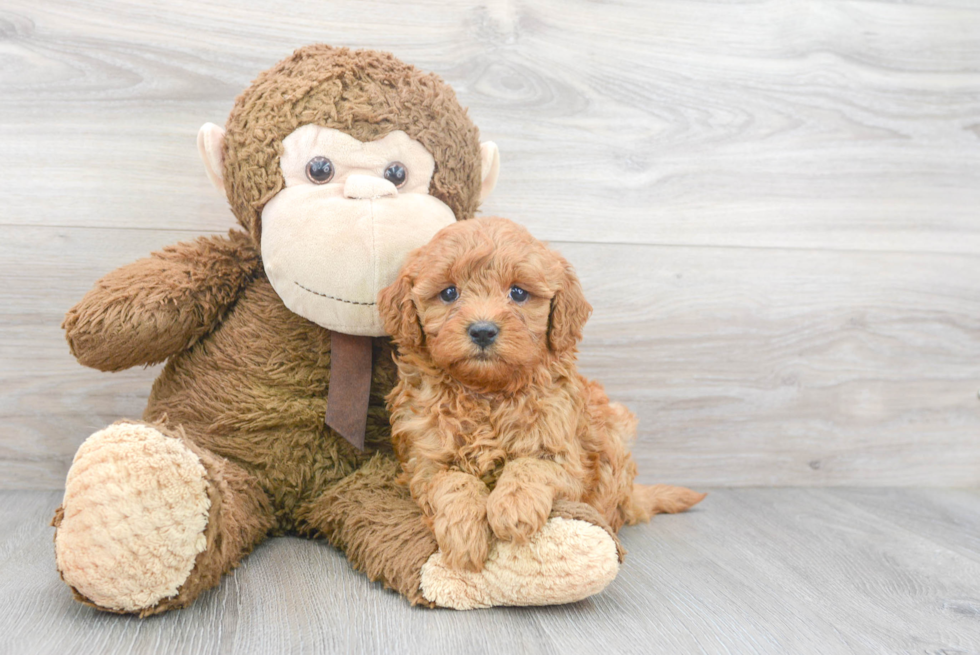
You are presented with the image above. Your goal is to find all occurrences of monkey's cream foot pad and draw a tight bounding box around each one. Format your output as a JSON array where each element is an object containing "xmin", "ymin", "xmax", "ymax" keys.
[
  {"xmin": 54, "ymin": 423, "xmax": 211, "ymax": 612},
  {"xmin": 419, "ymin": 517, "xmax": 620, "ymax": 610}
]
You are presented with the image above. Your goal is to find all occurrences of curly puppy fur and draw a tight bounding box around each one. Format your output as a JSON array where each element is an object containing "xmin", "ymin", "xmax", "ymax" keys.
[{"xmin": 378, "ymin": 218, "xmax": 705, "ymax": 572}]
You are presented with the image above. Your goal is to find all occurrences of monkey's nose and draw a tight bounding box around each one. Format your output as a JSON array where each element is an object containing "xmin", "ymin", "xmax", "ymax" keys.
[
  {"xmin": 344, "ymin": 174, "xmax": 398, "ymax": 200},
  {"xmin": 467, "ymin": 322, "xmax": 499, "ymax": 349}
]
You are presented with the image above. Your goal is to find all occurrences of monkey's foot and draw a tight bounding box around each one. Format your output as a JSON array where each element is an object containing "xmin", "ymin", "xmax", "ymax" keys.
[
  {"xmin": 54, "ymin": 422, "xmax": 211, "ymax": 613},
  {"xmin": 419, "ymin": 517, "xmax": 620, "ymax": 610}
]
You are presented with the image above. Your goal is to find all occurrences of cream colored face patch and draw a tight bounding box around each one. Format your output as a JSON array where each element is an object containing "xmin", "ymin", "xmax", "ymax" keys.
[
  {"xmin": 262, "ymin": 125, "xmax": 456, "ymax": 335},
  {"xmin": 278, "ymin": 125, "xmax": 436, "ymax": 194}
]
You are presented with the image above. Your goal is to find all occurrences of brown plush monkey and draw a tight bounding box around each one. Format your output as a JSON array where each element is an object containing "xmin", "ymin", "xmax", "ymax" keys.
[{"xmin": 51, "ymin": 45, "xmax": 624, "ymax": 615}]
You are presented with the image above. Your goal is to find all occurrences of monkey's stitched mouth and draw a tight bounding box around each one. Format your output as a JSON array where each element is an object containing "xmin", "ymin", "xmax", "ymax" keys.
[{"xmin": 294, "ymin": 281, "xmax": 376, "ymax": 306}]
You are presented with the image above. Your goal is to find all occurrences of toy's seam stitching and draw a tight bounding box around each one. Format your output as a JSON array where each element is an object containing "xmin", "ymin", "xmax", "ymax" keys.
[{"xmin": 294, "ymin": 282, "xmax": 377, "ymax": 306}]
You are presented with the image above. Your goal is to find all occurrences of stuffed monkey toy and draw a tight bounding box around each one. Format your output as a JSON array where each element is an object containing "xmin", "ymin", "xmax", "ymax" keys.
[{"xmin": 51, "ymin": 44, "xmax": 624, "ymax": 615}]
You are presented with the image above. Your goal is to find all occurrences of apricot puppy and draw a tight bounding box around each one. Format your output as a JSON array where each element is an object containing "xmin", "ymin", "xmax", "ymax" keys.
[{"xmin": 377, "ymin": 217, "xmax": 704, "ymax": 572}]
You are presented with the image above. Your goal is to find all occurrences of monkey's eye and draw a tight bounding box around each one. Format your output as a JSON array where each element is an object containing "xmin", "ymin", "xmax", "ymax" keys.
[
  {"xmin": 439, "ymin": 286, "xmax": 459, "ymax": 303},
  {"xmin": 306, "ymin": 156, "xmax": 335, "ymax": 184},
  {"xmin": 509, "ymin": 286, "xmax": 529, "ymax": 303},
  {"xmin": 384, "ymin": 162, "xmax": 407, "ymax": 188}
]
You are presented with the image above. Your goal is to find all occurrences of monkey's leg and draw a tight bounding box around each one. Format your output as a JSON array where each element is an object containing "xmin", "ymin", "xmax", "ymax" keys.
[
  {"xmin": 298, "ymin": 454, "xmax": 625, "ymax": 609},
  {"xmin": 52, "ymin": 421, "xmax": 274, "ymax": 616},
  {"xmin": 420, "ymin": 499, "xmax": 626, "ymax": 610}
]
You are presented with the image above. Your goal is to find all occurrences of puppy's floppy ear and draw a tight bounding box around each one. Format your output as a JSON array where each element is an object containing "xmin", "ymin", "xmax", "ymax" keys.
[
  {"xmin": 547, "ymin": 254, "xmax": 592, "ymax": 355},
  {"xmin": 377, "ymin": 265, "xmax": 424, "ymax": 350}
]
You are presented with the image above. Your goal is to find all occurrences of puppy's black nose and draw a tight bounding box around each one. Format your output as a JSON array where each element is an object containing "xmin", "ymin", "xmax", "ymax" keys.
[{"xmin": 467, "ymin": 322, "xmax": 499, "ymax": 348}]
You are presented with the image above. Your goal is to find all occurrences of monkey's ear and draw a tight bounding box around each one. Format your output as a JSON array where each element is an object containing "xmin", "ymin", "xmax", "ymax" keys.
[
  {"xmin": 197, "ymin": 123, "xmax": 226, "ymax": 191},
  {"xmin": 479, "ymin": 141, "xmax": 500, "ymax": 202},
  {"xmin": 547, "ymin": 257, "xmax": 593, "ymax": 355},
  {"xmin": 377, "ymin": 268, "xmax": 424, "ymax": 351}
]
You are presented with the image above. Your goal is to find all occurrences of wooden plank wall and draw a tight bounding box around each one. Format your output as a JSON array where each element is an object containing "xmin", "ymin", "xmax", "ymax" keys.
[{"xmin": 1, "ymin": 0, "xmax": 978, "ymax": 489}]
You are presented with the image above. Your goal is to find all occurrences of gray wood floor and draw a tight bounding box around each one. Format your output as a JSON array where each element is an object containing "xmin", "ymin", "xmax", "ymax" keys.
[{"xmin": 3, "ymin": 488, "xmax": 980, "ymax": 655}]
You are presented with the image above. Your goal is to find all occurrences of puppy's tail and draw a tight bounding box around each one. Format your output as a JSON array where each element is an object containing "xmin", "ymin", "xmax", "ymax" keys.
[{"xmin": 627, "ymin": 484, "xmax": 706, "ymax": 524}]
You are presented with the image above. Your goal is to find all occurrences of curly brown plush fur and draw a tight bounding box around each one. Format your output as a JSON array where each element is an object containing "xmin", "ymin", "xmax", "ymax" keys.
[
  {"xmin": 223, "ymin": 44, "xmax": 482, "ymax": 242},
  {"xmin": 54, "ymin": 46, "xmax": 481, "ymax": 613},
  {"xmin": 54, "ymin": 46, "xmax": 625, "ymax": 615},
  {"xmin": 378, "ymin": 218, "xmax": 705, "ymax": 571}
]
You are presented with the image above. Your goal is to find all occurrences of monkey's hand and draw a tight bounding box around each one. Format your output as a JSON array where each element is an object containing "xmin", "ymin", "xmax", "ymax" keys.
[{"xmin": 64, "ymin": 230, "xmax": 261, "ymax": 371}]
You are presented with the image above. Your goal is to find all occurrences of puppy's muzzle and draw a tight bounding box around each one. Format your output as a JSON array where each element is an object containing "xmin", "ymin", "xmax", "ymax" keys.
[{"xmin": 467, "ymin": 321, "xmax": 499, "ymax": 349}]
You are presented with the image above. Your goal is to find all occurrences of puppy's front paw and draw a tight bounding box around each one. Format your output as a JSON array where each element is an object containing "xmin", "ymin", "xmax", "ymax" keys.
[
  {"xmin": 432, "ymin": 508, "xmax": 491, "ymax": 572},
  {"xmin": 486, "ymin": 482, "xmax": 553, "ymax": 543}
]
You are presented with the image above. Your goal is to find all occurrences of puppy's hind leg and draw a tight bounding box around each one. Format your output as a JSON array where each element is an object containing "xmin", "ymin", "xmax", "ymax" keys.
[
  {"xmin": 626, "ymin": 484, "xmax": 706, "ymax": 525},
  {"xmin": 601, "ymin": 399, "xmax": 705, "ymax": 524}
]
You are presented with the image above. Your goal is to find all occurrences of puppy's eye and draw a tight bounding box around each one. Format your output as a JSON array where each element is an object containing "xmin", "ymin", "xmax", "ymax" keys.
[
  {"xmin": 384, "ymin": 162, "xmax": 407, "ymax": 188},
  {"xmin": 509, "ymin": 286, "xmax": 529, "ymax": 303},
  {"xmin": 439, "ymin": 286, "xmax": 459, "ymax": 303},
  {"xmin": 306, "ymin": 156, "xmax": 335, "ymax": 184}
]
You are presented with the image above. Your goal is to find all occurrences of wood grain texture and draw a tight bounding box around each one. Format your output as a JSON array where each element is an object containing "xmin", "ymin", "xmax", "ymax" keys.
[
  {"xmin": 3, "ymin": 489, "xmax": 980, "ymax": 654},
  {"xmin": 4, "ymin": 226, "xmax": 979, "ymax": 487},
  {"xmin": 2, "ymin": 0, "xmax": 978, "ymax": 250},
  {"xmin": 2, "ymin": 0, "xmax": 979, "ymax": 488}
]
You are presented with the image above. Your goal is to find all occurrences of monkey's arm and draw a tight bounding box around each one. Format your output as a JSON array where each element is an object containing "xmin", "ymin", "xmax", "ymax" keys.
[{"xmin": 63, "ymin": 230, "xmax": 262, "ymax": 371}]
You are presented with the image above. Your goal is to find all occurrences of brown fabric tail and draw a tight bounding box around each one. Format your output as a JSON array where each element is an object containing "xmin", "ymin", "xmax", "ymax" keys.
[{"xmin": 325, "ymin": 332, "xmax": 374, "ymax": 450}]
